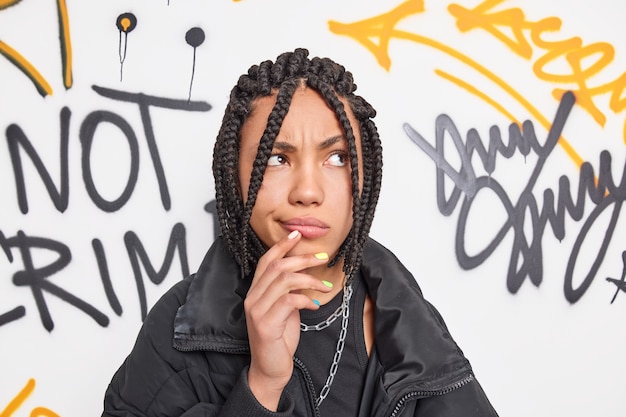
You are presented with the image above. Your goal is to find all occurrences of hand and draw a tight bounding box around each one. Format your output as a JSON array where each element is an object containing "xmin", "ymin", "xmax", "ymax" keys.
[{"xmin": 245, "ymin": 231, "xmax": 333, "ymax": 411}]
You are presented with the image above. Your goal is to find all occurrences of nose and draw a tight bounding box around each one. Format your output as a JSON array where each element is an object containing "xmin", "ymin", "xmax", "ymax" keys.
[{"xmin": 288, "ymin": 164, "xmax": 324, "ymax": 206}]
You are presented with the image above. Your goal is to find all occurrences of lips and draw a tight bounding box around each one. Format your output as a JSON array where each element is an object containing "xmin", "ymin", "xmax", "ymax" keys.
[{"xmin": 282, "ymin": 217, "xmax": 330, "ymax": 239}]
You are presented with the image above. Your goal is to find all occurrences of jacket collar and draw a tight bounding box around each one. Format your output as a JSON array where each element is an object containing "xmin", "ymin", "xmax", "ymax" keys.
[{"xmin": 173, "ymin": 237, "xmax": 472, "ymax": 392}]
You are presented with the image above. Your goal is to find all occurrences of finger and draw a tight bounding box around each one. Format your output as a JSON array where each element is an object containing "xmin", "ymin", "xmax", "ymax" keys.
[
  {"xmin": 248, "ymin": 292, "xmax": 320, "ymax": 339},
  {"xmin": 249, "ymin": 251, "xmax": 332, "ymax": 298},
  {"xmin": 249, "ymin": 231, "xmax": 301, "ymax": 293},
  {"xmin": 255, "ymin": 230, "xmax": 302, "ymax": 277},
  {"xmin": 265, "ymin": 269, "xmax": 334, "ymax": 301},
  {"xmin": 248, "ymin": 269, "xmax": 333, "ymax": 317},
  {"xmin": 246, "ymin": 271, "xmax": 328, "ymax": 353},
  {"xmin": 265, "ymin": 293, "xmax": 321, "ymax": 325}
]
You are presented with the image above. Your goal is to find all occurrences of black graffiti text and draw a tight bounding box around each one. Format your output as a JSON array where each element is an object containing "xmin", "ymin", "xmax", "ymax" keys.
[
  {"xmin": 1, "ymin": 85, "xmax": 218, "ymax": 330},
  {"xmin": 404, "ymin": 92, "xmax": 626, "ymax": 303},
  {"xmin": 5, "ymin": 86, "xmax": 211, "ymax": 214},
  {"xmin": 0, "ymin": 220, "xmax": 200, "ymax": 331}
]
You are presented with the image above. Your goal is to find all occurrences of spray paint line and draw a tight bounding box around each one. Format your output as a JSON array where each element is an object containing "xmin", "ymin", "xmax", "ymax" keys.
[
  {"xmin": 116, "ymin": 12, "xmax": 137, "ymax": 82},
  {"xmin": 185, "ymin": 27, "xmax": 205, "ymax": 103}
]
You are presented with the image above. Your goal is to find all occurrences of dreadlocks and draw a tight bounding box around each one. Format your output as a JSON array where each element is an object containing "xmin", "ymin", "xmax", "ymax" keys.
[{"xmin": 212, "ymin": 48, "xmax": 383, "ymax": 279}]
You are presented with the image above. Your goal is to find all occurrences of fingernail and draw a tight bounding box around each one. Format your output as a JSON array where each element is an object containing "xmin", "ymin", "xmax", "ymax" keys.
[
  {"xmin": 288, "ymin": 230, "xmax": 299, "ymax": 239},
  {"xmin": 322, "ymin": 280, "xmax": 333, "ymax": 288},
  {"xmin": 312, "ymin": 299, "xmax": 321, "ymax": 306},
  {"xmin": 314, "ymin": 252, "xmax": 328, "ymax": 260}
]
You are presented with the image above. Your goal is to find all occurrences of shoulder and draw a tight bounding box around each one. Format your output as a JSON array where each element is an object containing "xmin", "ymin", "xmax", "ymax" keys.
[
  {"xmin": 103, "ymin": 276, "xmax": 197, "ymax": 413},
  {"xmin": 143, "ymin": 275, "xmax": 194, "ymax": 329},
  {"xmin": 127, "ymin": 275, "xmax": 196, "ymax": 367},
  {"xmin": 361, "ymin": 237, "xmax": 423, "ymax": 295}
]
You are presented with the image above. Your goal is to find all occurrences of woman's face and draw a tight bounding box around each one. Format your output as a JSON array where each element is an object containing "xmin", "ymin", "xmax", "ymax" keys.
[{"xmin": 239, "ymin": 87, "xmax": 362, "ymax": 259}]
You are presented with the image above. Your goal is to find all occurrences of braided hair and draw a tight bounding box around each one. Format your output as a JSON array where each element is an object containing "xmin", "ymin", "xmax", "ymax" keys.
[{"xmin": 212, "ymin": 48, "xmax": 383, "ymax": 279}]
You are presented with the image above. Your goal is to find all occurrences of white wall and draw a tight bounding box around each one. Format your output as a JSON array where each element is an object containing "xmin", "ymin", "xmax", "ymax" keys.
[{"xmin": 1, "ymin": 1, "xmax": 625, "ymax": 416}]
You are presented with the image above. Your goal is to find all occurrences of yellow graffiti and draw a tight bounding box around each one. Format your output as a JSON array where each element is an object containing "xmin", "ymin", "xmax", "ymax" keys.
[
  {"xmin": 328, "ymin": 0, "xmax": 585, "ymax": 168},
  {"xmin": 119, "ymin": 17, "xmax": 132, "ymax": 31},
  {"xmin": 449, "ymin": 0, "xmax": 534, "ymax": 59},
  {"xmin": 56, "ymin": 0, "xmax": 73, "ymax": 89},
  {"xmin": 0, "ymin": 0, "xmax": 73, "ymax": 95},
  {"xmin": 329, "ymin": 0, "xmax": 424, "ymax": 71},
  {"xmin": 0, "ymin": 379, "xmax": 59, "ymax": 417},
  {"xmin": 0, "ymin": 0, "xmax": 22, "ymax": 10},
  {"xmin": 436, "ymin": 69, "xmax": 518, "ymax": 123},
  {"xmin": 0, "ymin": 41, "xmax": 53, "ymax": 96},
  {"xmin": 449, "ymin": 0, "xmax": 626, "ymax": 140},
  {"xmin": 28, "ymin": 408, "xmax": 59, "ymax": 417}
]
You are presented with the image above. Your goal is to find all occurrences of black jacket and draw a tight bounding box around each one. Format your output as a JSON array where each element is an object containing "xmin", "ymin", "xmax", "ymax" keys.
[{"xmin": 103, "ymin": 237, "xmax": 498, "ymax": 416}]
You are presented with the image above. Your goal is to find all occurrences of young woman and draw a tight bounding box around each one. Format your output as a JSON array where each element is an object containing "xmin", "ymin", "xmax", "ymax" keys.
[{"xmin": 103, "ymin": 48, "xmax": 498, "ymax": 416}]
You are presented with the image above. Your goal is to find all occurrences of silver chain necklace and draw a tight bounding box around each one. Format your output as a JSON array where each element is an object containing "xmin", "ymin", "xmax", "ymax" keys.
[{"xmin": 300, "ymin": 281, "xmax": 353, "ymax": 407}]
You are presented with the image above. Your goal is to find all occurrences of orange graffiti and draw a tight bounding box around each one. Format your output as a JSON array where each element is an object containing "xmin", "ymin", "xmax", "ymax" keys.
[
  {"xmin": 448, "ymin": 0, "xmax": 626, "ymax": 138},
  {"xmin": 0, "ymin": 0, "xmax": 73, "ymax": 96},
  {"xmin": 0, "ymin": 379, "xmax": 59, "ymax": 417},
  {"xmin": 329, "ymin": 0, "xmax": 425, "ymax": 71},
  {"xmin": 328, "ymin": 0, "xmax": 585, "ymax": 168},
  {"xmin": 0, "ymin": 40, "xmax": 52, "ymax": 96},
  {"xmin": 449, "ymin": 0, "xmax": 535, "ymax": 59},
  {"xmin": 56, "ymin": 0, "xmax": 72, "ymax": 89},
  {"xmin": 0, "ymin": 0, "xmax": 22, "ymax": 10}
]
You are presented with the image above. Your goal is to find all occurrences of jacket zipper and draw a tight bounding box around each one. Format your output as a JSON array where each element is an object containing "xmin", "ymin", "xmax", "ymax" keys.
[
  {"xmin": 293, "ymin": 357, "xmax": 321, "ymax": 417},
  {"xmin": 389, "ymin": 374, "xmax": 475, "ymax": 417},
  {"xmin": 174, "ymin": 342, "xmax": 250, "ymax": 355}
]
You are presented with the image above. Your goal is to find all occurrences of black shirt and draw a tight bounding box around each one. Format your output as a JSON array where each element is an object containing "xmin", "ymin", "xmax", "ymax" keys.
[{"xmin": 297, "ymin": 271, "xmax": 369, "ymax": 415}]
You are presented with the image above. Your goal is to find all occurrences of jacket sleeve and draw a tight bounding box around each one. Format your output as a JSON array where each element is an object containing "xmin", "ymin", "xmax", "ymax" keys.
[
  {"xmin": 101, "ymin": 277, "xmax": 220, "ymax": 416},
  {"xmin": 412, "ymin": 302, "xmax": 499, "ymax": 416},
  {"xmin": 220, "ymin": 368, "xmax": 295, "ymax": 417},
  {"xmin": 101, "ymin": 277, "xmax": 299, "ymax": 417},
  {"xmin": 413, "ymin": 378, "xmax": 499, "ymax": 417}
]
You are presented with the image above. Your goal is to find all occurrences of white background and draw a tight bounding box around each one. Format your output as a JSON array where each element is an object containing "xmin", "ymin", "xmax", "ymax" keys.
[{"xmin": 1, "ymin": 1, "xmax": 625, "ymax": 416}]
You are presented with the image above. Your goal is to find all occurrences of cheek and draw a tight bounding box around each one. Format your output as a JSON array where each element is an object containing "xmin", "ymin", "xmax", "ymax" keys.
[{"xmin": 336, "ymin": 180, "xmax": 354, "ymax": 217}]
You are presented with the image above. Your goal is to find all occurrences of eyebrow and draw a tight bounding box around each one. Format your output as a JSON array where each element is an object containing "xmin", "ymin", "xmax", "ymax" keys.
[
  {"xmin": 318, "ymin": 135, "xmax": 345, "ymax": 149},
  {"xmin": 272, "ymin": 135, "xmax": 345, "ymax": 152}
]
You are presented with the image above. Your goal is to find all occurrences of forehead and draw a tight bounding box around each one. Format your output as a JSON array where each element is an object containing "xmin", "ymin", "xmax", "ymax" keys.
[{"xmin": 240, "ymin": 87, "xmax": 360, "ymax": 147}]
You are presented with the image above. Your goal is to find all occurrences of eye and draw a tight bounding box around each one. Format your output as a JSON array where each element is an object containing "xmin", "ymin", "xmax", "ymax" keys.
[
  {"xmin": 327, "ymin": 151, "xmax": 348, "ymax": 167},
  {"xmin": 267, "ymin": 154, "xmax": 287, "ymax": 166}
]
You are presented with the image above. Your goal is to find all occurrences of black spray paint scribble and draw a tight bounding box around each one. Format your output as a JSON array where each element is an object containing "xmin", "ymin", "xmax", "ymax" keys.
[
  {"xmin": 1, "ymin": 206, "xmax": 221, "ymax": 331},
  {"xmin": 405, "ymin": 92, "xmax": 626, "ymax": 303},
  {"xmin": 1, "ymin": 86, "xmax": 217, "ymax": 331},
  {"xmin": 606, "ymin": 251, "xmax": 626, "ymax": 303},
  {"xmin": 7, "ymin": 85, "xmax": 211, "ymax": 213},
  {"xmin": 116, "ymin": 13, "xmax": 137, "ymax": 82},
  {"xmin": 185, "ymin": 27, "xmax": 205, "ymax": 103}
]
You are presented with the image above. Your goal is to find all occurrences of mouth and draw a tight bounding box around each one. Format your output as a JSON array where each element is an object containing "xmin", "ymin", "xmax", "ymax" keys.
[{"xmin": 281, "ymin": 218, "xmax": 330, "ymax": 239}]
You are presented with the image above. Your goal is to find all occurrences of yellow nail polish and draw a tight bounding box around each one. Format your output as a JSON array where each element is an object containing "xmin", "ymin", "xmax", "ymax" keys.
[
  {"xmin": 322, "ymin": 280, "xmax": 333, "ymax": 288},
  {"xmin": 314, "ymin": 252, "xmax": 329, "ymax": 260}
]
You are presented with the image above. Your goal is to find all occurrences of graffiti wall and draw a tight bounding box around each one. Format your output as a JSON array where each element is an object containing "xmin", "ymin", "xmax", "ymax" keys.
[{"xmin": 1, "ymin": 0, "xmax": 624, "ymax": 416}]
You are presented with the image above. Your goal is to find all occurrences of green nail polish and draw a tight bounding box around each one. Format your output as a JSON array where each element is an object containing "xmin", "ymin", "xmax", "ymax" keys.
[{"xmin": 322, "ymin": 280, "xmax": 333, "ymax": 288}]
